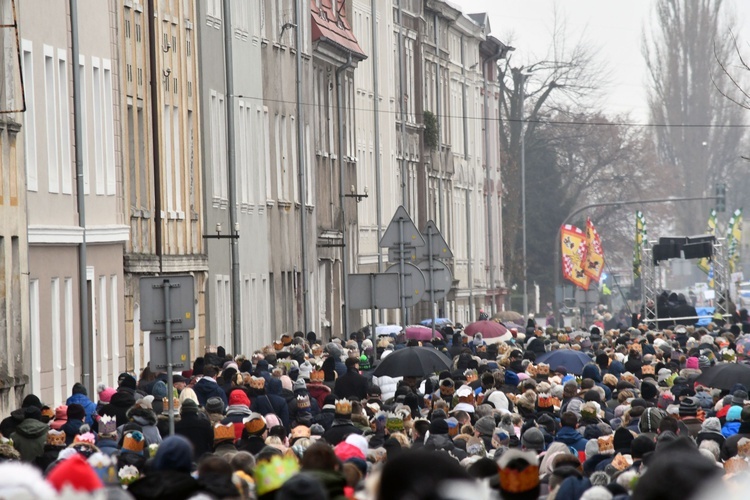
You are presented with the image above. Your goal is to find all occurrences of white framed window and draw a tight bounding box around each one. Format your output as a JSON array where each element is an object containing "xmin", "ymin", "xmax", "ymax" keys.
[
  {"xmin": 44, "ymin": 46, "xmax": 59, "ymax": 193},
  {"xmin": 290, "ymin": 115, "xmax": 298, "ymax": 203},
  {"xmin": 263, "ymin": 107, "xmax": 272, "ymax": 201},
  {"xmin": 30, "ymin": 279, "xmax": 41, "ymax": 396},
  {"xmin": 92, "ymin": 57, "xmax": 104, "ymax": 194},
  {"xmin": 51, "ymin": 278, "xmax": 62, "ymax": 406},
  {"xmin": 103, "ymin": 61, "xmax": 116, "ymax": 195},
  {"xmin": 172, "ymin": 105, "xmax": 182, "ymax": 213},
  {"xmin": 305, "ymin": 124, "xmax": 312, "ymax": 205},
  {"xmin": 57, "ymin": 49, "xmax": 72, "ymax": 194},
  {"xmin": 64, "ymin": 278, "xmax": 75, "ymax": 395},
  {"xmin": 275, "ymin": 113, "xmax": 282, "ymax": 199},
  {"xmin": 163, "ymin": 104, "xmax": 173, "ymax": 212},
  {"xmin": 207, "ymin": 0, "xmax": 222, "ymax": 28},
  {"xmin": 21, "ymin": 40, "xmax": 37, "ymax": 192},
  {"xmin": 78, "ymin": 56, "xmax": 89, "ymax": 194},
  {"xmin": 210, "ymin": 90, "xmax": 227, "ymax": 204},
  {"xmin": 281, "ymin": 114, "xmax": 288, "ymax": 200},
  {"xmin": 99, "ymin": 276, "xmax": 109, "ymax": 388}
]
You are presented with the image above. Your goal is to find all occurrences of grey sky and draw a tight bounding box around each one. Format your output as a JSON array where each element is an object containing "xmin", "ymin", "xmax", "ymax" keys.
[{"xmin": 453, "ymin": 0, "xmax": 748, "ymax": 122}]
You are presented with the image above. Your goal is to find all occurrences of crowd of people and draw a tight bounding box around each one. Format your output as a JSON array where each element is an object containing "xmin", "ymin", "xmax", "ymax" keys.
[{"xmin": 3, "ymin": 315, "xmax": 750, "ymax": 499}]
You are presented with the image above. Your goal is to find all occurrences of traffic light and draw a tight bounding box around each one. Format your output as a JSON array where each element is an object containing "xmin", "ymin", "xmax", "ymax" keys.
[{"xmin": 716, "ymin": 183, "xmax": 726, "ymax": 212}]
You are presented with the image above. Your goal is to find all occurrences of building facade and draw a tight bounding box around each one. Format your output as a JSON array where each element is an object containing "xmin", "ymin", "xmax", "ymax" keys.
[{"xmin": 19, "ymin": 0, "xmax": 128, "ymax": 406}]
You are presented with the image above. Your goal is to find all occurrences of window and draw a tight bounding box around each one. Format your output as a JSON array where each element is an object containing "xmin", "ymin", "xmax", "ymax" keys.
[
  {"xmin": 275, "ymin": 113, "xmax": 282, "ymax": 199},
  {"xmin": 263, "ymin": 107, "xmax": 272, "ymax": 201},
  {"xmin": 51, "ymin": 278, "xmax": 62, "ymax": 405},
  {"xmin": 207, "ymin": 0, "xmax": 221, "ymax": 28},
  {"xmin": 30, "ymin": 278, "xmax": 41, "ymax": 396},
  {"xmin": 64, "ymin": 278, "xmax": 75, "ymax": 395},
  {"xmin": 99, "ymin": 276, "xmax": 109, "ymax": 388},
  {"xmin": 44, "ymin": 46, "xmax": 59, "ymax": 193},
  {"xmin": 21, "ymin": 40, "xmax": 37, "ymax": 191},
  {"xmin": 210, "ymin": 90, "xmax": 227, "ymax": 204},
  {"xmin": 103, "ymin": 62, "xmax": 116, "ymax": 195},
  {"xmin": 78, "ymin": 56, "xmax": 89, "ymax": 193},
  {"xmin": 92, "ymin": 58, "xmax": 104, "ymax": 194},
  {"xmin": 172, "ymin": 106, "xmax": 182, "ymax": 213}
]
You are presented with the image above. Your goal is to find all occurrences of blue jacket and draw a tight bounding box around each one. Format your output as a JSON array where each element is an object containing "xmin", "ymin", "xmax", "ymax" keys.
[
  {"xmin": 555, "ymin": 426, "xmax": 590, "ymax": 451},
  {"xmin": 722, "ymin": 421, "xmax": 741, "ymax": 438},
  {"xmin": 193, "ymin": 378, "xmax": 228, "ymax": 408},
  {"xmin": 66, "ymin": 393, "xmax": 97, "ymax": 427}
]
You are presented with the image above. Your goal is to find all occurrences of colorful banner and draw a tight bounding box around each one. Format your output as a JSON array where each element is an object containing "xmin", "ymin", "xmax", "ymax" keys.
[
  {"xmin": 697, "ymin": 210, "xmax": 717, "ymax": 275},
  {"xmin": 561, "ymin": 224, "xmax": 590, "ymax": 290},
  {"xmin": 633, "ymin": 211, "xmax": 647, "ymax": 279},
  {"xmin": 727, "ymin": 208, "xmax": 743, "ymax": 272},
  {"xmin": 584, "ymin": 218, "xmax": 605, "ymax": 282}
]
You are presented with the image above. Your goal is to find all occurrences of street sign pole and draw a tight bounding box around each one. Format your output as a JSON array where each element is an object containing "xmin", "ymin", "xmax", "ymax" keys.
[
  {"xmin": 162, "ymin": 280, "xmax": 175, "ymax": 436},
  {"xmin": 370, "ymin": 274, "xmax": 378, "ymax": 361},
  {"xmin": 399, "ymin": 218, "xmax": 407, "ymax": 326}
]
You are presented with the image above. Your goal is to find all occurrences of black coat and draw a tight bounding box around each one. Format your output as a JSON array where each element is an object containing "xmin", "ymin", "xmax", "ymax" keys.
[
  {"xmin": 193, "ymin": 378, "xmax": 229, "ymax": 408},
  {"xmin": 98, "ymin": 390, "xmax": 136, "ymax": 428},
  {"xmin": 321, "ymin": 419, "xmax": 363, "ymax": 446},
  {"xmin": 175, "ymin": 411, "xmax": 214, "ymax": 459},
  {"xmin": 127, "ymin": 470, "xmax": 202, "ymax": 500},
  {"xmin": 333, "ymin": 368, "xmax": 369, "ymax": 400},
  {"xmin": 251, "ymin": 393, "xmax": 291, "ymax": 431}
]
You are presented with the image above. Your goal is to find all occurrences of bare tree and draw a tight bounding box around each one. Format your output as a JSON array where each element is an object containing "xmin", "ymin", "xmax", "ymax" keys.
[{"xmin": 643, "ymin": 0, "xmax": 746, "ymax": 235}]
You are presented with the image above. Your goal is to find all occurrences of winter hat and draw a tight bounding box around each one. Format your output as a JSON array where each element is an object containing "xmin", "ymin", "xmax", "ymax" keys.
[
  {"xmin": 298, "ymin": 361, "xmax": 313, "ymax": 380},
  {"xmin": 118, "ymin": 374, "xmax": 137, "ymax": 391},
  {"xmin": 206, "ymin": 397, "xmax": 225, "ymax": 414},
  {"xmin": 277, "ymin": 472, "xmax": 328, "ymax": 500},
  {"xmin": 641, "ymin": 381, "xmax": 658, "ymax": 401},
  {"xmin": 180, "ymin": 398, "xmax": 199, "ymax": 414},
  {"xmin": 67, "ymin": 403, "xmax": 86, "ymax": 421},
  {"xmin": 334, "ymin": 442, "xmax": 365, "ymax": 462},
  {"xmin": 292, "ymin": 379, "xmax": 307, "ymax": 392},
  {"xmin": 521, "ymin": 427, "xmax": 545, "ymax": 452},
  {"xmin": 678, "ymin": 397, "xmax": 698, "ymax": 417},
  {"xmin": 21, "ymin": 394, "xmax": 43, "ymax": 410},
  {"xmin": 121, "ymin": 431, "xmax": 146, "ymax": 455},
  {"xmin": 46, "ymin": 454, "xmax": 103, "ymax": 493},
  {"xmin": 631, "ymin": 435, "xmax": 656, "ymax": 459},
  {"xmin": 0, "ymin": 461, "xmax": 58, "ymax": 498},
  {"xmin": 430, "ymin": 418, "xmax": 449, "ymax": 435},
  {"xmin": 229, "ymin": 389, "xmax": 251, "ymax": 408},
  {"xmin": 153, "ymin": 435, "xmax": 194, "ymax": 473},
  {"xmin": 657, "ymin": 368, "xmax": 672, "ymax": 384},
  {"xmin": 685, "ymin": 357, "xmax": 699, "ymax": 370},
  {"xmin": 152, "ymin": 380, "xmax": 168, "ymax": 399},
  {"xmin": 698, "ymin": 356, "xmax": 711, "ymax": 370},
  {"xmin": 732, "ymin": 390, "xmax": 748, "ymax": 406},
  {"xmin": 726, "ymin": 405, "xmax": 742, "ymax": 422},
  {"xmin": 98, "ymin": 387, "xmax": 116, "ymax": 403},
  {"xmin": 475, "ymin": 416, "xmax": 496, "ymax": 437},
  {"xmin": 613, "ymin": 427, "xmax": 634, "ymax": 453},
  {"xmin": 585, "ymin": 439, "xmax": 600, "ymax": 460},
  {"xmin": 657, "ymin": 392, "xmax": 674, "ymax": 410},
  {"xmin": 701, "ymin": 417, "xmax": 722, "ymax": 434}
]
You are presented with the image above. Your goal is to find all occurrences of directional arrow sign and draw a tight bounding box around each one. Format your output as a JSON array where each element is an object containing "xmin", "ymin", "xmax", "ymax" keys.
[
  {"xmin": 418, "ymin": 220, "xmax": 453, "ymax": 260},
  {"xmin": 385, "ymin": 262, "xmax": 426, "ymax": 307},
  {"xmin": 418, "ymin": 259, "xmax": 454, "ymax": 301},
  {"xmin": 379, "ymin": 206, "xmax": 425, "ymax": 249}
]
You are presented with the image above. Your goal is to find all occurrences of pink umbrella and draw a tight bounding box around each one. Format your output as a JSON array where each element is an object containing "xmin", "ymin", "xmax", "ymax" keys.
[
  {"xmin": 405, "ymin": 325, "xmax": 441, "ymax": 342},
  {"xmin": 464, "ymin": 320, "xmax": 509, "ymax": 342}
]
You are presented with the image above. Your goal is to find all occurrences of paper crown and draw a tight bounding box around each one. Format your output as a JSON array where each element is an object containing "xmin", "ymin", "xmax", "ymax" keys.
[
  {"xmin": 536, "ymin": 363, "xmax": 550, "ymax": 376},
  {"xmin": 464, "ymin": 369, "xmax": 478, "ymax": 383},
  {"xmin": 281, "ymin": 334, "xmax": 293, "ymax": 346},
  {"xmin": 249, "ymin": 376, "xmax": 266, "ymax": 390},
  {"xmin": 99, "ymin": 415, "xmax": 117, "ymax": 436},
  {"xmin": 41, "ymin": 406, "xmax": 55, "ymax": 420},
  {"xmin": 47, "ymin": 430, "xmax": 66, "ymax": 447},
  {"xmin": 558, "ymin": 334, "xmax": 570, "ymax": 343},
  {"xmin": 610, "ymin": 453, "xmax": 632, "ymax": 471},
  {"xmin": 214, "ymin": 423, "xmax": 235, "ymax": 443},
  {"xmin": 499, "ymin": 462, "xmax": 540, "ymax": 494},
  {"xmin": 526, "ymin": 364, "xmax": 538, "ymax": 377},
  {"xmin": 630, "ymin": 342, "xmax": 643, "ymax": 353},
  {"xmin": 122, "ymin": 431, "xmax": 146, "ymax": 455},
  {"xmin": 597, "ymin": 435, "xmax": 614, "ymax": 454},
  {"xmin": 88, "ymin": 452, "xmax": 118, "ymax": 486},
  {"xmin": 296, "ymin": 395, "xmax": 311, "ymax": 411},
  {"xmin": 386, "ymin": 412, "xmax": 404, "ymax": 432},
  {"xmin": 254, "ymin": 455, "xmax": 300, "ymax": 496},
  {"xmin": 310, "ymin": 370, "xmax": 325, "ymax": 383},
  {"xmin": 243, "ymin": 413, "xmax": 267, "ymax": 436},
  {"xmin": 118, "ymin": 464, "xmax": 141, "ymax": 486},
  {"xmin": 272, "ymin": 341, "xmax": 284, "ymax": 351},
  {"xmin": 291, "ymin": 425, "xmax": 311, "ymax": 440},
  {"xmin": 641, "ymin": 364, "xmax": 655, "ymax": 376},
  {"xmin": 537, "ymin": 394, "xmax": 555, "ymax": 409},
  {"xmin": 75, "ymin": 432, "xmax": 97, "ymax": 445},
  {"xmin": 164, "ymin": 397, "xmax": 181, "ymax": 414},
  {"xmin": 737, "ymin": 438, "xmax": 750, "ymax": 458},
  {"xmin": 335, "ymin": 399, "xmax": 352, "ymax": 415}
]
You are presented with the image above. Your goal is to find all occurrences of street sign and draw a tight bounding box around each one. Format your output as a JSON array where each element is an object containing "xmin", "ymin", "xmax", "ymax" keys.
[
  {"xmin": 348, "ymin": 273, "xmax": 401, "ymax": 310},
  {"xmin": 379, "ymin": 205, "xmax": 425, "ymax": 248},
  {"xmin": 385, "ymin": 262, "xmax": 426, "ymax": 307},
  {"xmin": 418, "ymin": 221, "xmax": 453, "ymax": 260},
  {"xmin": 139, "ymin": 275, "xmax": 196, "ymax": 332},
  {"xmin": 149, "ymin": 331, "xmax": 191, "ymax": 371},
  {"xmin": 418, "ymin": 260, "xmax": 453, "ymax": 301},
  {"xmin": 388, "ymin": 246, "xmax": 417, "ymax": 263}
]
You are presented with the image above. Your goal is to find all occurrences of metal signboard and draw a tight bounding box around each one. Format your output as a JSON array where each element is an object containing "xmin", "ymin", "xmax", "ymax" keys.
[
  {"xmin": 139, "ymin": 275, "xmax": 196, "ymax": 332},
  {"xmin": 379, "ymin": 205, "xmax": 425, "ymax": 249},
  {"xmin": 418, "ymin": 260, "xmax": 453, "ymax": 301},
  {"xmin": 149, "ymin": 331, "xmax": 191, "ymax": 371},
  {"xmin": 418, "ymin": 221, "xmax": 453, "ymax": 260},
  {"xmin": 385, "ymin": 262, "xmax": 426, "ymax": 307},
  {"xmin": 348, "ymin": 273, "xmax": 401, "ymax": 310}
]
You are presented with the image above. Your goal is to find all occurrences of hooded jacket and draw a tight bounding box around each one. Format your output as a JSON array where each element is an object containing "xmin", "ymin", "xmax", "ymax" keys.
[
  {"xmin": 123, "ymin": 406, "xmax": 162, "ymax": 446},
  {"xmin": 251, "ymin": 378, "xmax": 291, "ymax": 430},
  {"xmin": 193, "ymin": 377, "xmax": 229, "ymax": 408},
  {"xmin": 11, "ymin": 418, "xmax": 48, "ymax": 462},
  {"xmin": 555, "ymin": 426, "xmax": 589, "ymax": 451},
  {"xmin": 423, "ymin": 432, "xmax": 467, "ymax": 460},
  {"xmin": 65, "ymin": 393, "xmax": 97, "ymax": 426},
  {"xmin": 98, "ymin": 390, "xmax": 136, "ymax": 428}
]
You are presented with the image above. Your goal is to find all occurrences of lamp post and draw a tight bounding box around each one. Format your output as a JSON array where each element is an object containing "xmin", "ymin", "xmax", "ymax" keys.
[{"xmin": 519, "ymin": 71, "xmax": 532, "ymax": 320}]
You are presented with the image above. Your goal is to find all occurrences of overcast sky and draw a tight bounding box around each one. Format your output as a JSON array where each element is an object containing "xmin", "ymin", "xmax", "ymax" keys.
[{"xmin": 453, "ymin": 0, "xmax": 749, "ymax": 122}]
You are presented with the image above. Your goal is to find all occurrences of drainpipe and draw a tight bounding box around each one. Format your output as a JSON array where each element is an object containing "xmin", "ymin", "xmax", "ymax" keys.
[
  {"xmin": 295, "ymin": 0, "xmax": 310, "ymax": 334},
  {"xmin": 337, "ymin": 53, "xmax": 354, "ymax": 338},
  {"xmin": 70, "ymin": 0, "xmax": 91, "ymax": 394},
  {"xmin": 461, "ymin": 35, "xmax": 473, "ymax": 320},
  {"xmin": 222, "ymin": 0, "xmax": 241, "ymax": 355},
  {"xmin": 397, "ymin": 0, "xmax": 407, "ymax": 207},
  {"xmin": 483, "ymin": 45, "xmax": 503, "ymax": 315},
  {"xmin": 371, "ymin": 0, "xmax": 382, "ymax": 281},
  {"xmin": 147, "ymin": 0, "xmax": 163, "ymax": 272}
]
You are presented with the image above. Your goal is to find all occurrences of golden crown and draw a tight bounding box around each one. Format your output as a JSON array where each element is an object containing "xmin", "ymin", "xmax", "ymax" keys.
[
  {"xmin": 335, "ymin": 398, "xmax": 352, "ymax": 415},
  {"xmin": 310, "ymin": 370, "xmax": 325, "ymax": 383},
  {"xmin": 214, "ymin": 423, "xmax": 235, "ymax": 442},
  {"xmin": 499, "ymin": 464, "xmax": 539, "ymax": 494},
  {"xmin": 47, "ymin": 430, "xmax": 66, "ymax": 447},
  {"xmin": 249, "ymin": 376, "xmax": 266, "ymax": 390},
  {"xmin": 243, "ymin": 414, "xmax": 267, "ymax": 435},
  {"xmin": 254, "ymin": 455, "xmax": 300, "ymax": 496}
]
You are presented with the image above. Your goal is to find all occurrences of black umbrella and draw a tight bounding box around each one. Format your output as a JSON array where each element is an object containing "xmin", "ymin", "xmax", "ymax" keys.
[
  {"xmin": 694, "ymin": 362, "xmax": 750, "ymax": 390},
  {"xmin": 373, "ymin": 346, "xmax": 452, "ymax": 378},
  {"xmin": 534, "ymin": 349, "xmax": 595, "ymax": 375}
]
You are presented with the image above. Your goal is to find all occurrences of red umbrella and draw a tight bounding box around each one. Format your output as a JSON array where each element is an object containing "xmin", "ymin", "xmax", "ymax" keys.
[
  {"xmin": 464, "ymin": 320, "xmax": 509, "ymax": 342},
  {"xmin": 405, "ymin": 325, "xmax": 439, "ymax": 341}
]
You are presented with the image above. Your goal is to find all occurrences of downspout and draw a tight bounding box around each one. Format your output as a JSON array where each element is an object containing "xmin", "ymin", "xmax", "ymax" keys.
[
  {"xmin": 70, "ymin": 0, "xmax": 91, "ymax": 394},
  {"xmin": 483, "ymin": 45, "xmax": 503, "ymax": 315},
  {"xmin": 222, "ymin": 0, "xmax": 241, "ymax": 355},
  {"xmin": 147, "ymin": 0, "xmax": 163, "ymax": 272},
  {"xmin": 461, "ymin": 35, "xmax": 473, "ymax": 320},
  {"xmin": 397, "ymin": 0, "xmax": 407, "ymax": 207},
  {"xmin": 372, "ymin": 0, "xmax": 383, "ymax": 283},
  {"xmin": 337, "ymin": 53, "xmax": 354, "ymax": 338},
  {"xmin": 295, "ymin": 0, "xmax": 310, "ymax": 334},
  {"xmin": 434, "ymin": 12, "xmax": 443, "ymax": 232}
]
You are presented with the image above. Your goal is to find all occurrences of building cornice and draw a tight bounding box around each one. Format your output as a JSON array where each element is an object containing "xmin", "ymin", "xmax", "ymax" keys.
[{"xmin": 28, "ymin": 224, "xmax": 131, "ymax": 245}]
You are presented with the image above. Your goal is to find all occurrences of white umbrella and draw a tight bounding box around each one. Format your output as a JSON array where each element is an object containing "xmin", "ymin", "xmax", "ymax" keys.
[{"xmin": 375, "ymin": 324, "xmax": 402, "ymax": 336}]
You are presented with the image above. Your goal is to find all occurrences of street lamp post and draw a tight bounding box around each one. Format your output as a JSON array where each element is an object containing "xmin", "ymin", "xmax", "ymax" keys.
[{"xmin": 520, "ymin": 71, "xmax": 532, "ymax": 320}]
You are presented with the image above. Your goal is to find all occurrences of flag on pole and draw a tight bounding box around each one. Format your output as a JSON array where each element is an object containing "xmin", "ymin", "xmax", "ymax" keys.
[
  {"xmin": 727, "ymin": 208, "xmax": 743, "ymax": 272},
  {"xmin": 633, "ymin": 211, "xmax": 647, "ymax": 278},
  {"xmin": 584, "ymin": 218, "xmax": 605, "ymax": 282},
  {"xmin": 561, "ymin": 224, "xmax": 590, "ymax": 290},
  {"xmin": 697, "ymin": 210, "xmax": 717, "ymax": 275}
]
